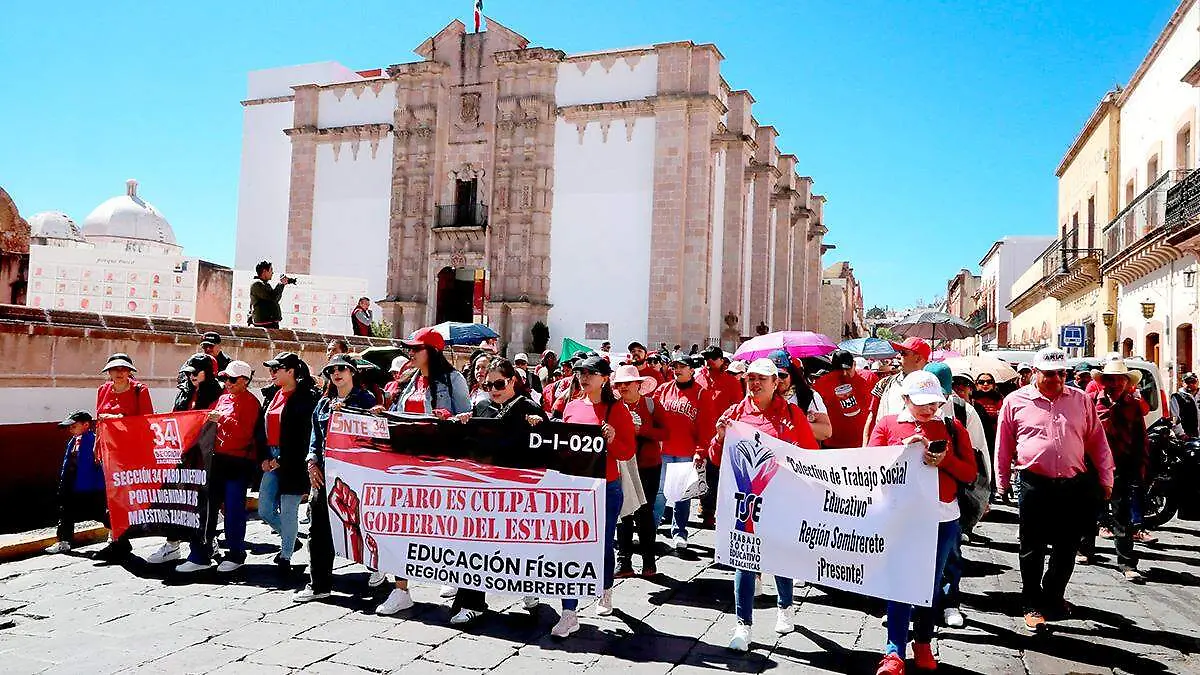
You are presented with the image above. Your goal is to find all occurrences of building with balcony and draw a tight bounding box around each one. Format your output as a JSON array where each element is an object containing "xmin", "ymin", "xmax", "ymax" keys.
[
  {"xmin": 234, "ymin": 17, "xmax": 831, "ymax": 352},
  {"xmin": 1008, "ymin": 90, "xmax": 1120, "ymax": 356},
  {"xmin": 976, "ymin": 236, "xmax": 1055, "ymax": 351}
]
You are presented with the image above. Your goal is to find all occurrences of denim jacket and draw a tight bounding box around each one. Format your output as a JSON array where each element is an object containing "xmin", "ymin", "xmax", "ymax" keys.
[
  {"xmin": 307, "ymin": 387, "xmax": 377, "ymax": 466},
  {"xmin": 390, "ymin": 370, "xmax": 471, "ymax": 417}
]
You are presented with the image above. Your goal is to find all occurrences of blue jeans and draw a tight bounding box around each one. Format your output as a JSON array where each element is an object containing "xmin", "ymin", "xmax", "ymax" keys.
[
  {"xmin": 564, "ymin": 479, "xmax": 623, "ymax": 611},
  {"xmin": 887, "ymin": 519, "xmax": 960, "ymax": 655},
  {"xmin": 941, "ymin": 537, "xmax": 963, "ymax": 609},
  {"xmin": 734, "ymin": 570, "xmax": 793, "ymax": 625},
  {"xmin": 258, "ymin": 457, "xmax": 302, "ymax": 562},
  {"xmin": 653, "ymin": 455, "xmax": 692, "ymax": 540},
  {"xmin": 189, "ymin": 472, "xmax": 248, "ymax": 565}
]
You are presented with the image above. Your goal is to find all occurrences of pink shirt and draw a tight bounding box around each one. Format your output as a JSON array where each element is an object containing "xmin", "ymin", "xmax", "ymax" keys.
[{"xmin": 996, "ymin": 384, "xmax": 1114, "ymax": 492}]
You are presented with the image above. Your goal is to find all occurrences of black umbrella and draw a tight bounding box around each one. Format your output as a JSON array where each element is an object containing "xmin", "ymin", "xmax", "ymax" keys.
[{"xmin": 892, "ymin": 310, "xmax": 975, "ymax": 342}]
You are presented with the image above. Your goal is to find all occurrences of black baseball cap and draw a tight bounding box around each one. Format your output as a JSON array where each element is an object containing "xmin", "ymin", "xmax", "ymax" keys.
[
  {"xmin": 265, "ymin": 352, "xmax": 304, "ymax": 370},
  {"xmin": 700, "ymin": 345, "xmax": 725, "ymax": 360},
  {"xmin": 201, "ymin": 331, "xmax": 222, "ymax": 346},
  {"xmin": 671, "ymin": 354, "xmax": 703, "ymax": 368},
  {"xmin": 180, "ymin": 353, "xmax": 215, "ymax": 375},
  {"xmin": 574, "ymin": 354, "xmax": 613, "ymax": 376},
  {"xmin": 59, "ymin": 410, "xmax": 93, "ymax": 426},
  {"xmin": 627, "ymin": 341, "xmax": 647, "ymax": 352},
  {"xmin": 830, "ymin": 349, "xmax": 854, "ymax": 370}
]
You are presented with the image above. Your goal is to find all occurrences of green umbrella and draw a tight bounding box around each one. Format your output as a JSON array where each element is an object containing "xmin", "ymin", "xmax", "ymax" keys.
[
  {"xmin": 358, "ymin": 346, "xmax": 404, "ymax": 372},
  {"xmin": 561, "ymin": 337, "xmax": 591, "ymax": 360}
]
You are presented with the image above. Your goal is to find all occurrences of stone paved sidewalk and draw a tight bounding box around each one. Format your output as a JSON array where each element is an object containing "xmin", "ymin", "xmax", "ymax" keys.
[{"xmin": 1, "ymin": 505, "xmax": 1198, "ymax": 674}]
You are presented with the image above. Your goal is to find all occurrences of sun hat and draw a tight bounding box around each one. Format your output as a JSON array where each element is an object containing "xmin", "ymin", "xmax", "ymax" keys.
[
  {"xmin": 1099, "ymin": 358, "xmax": 1143, "ymax": 386},
  {"xmin": 923, "ymin": 362, "xmax": 954, "ymax": 396},
  {"xmin": 218, "ymin": 360, "xmax": 254, "ymax": 380},
  {"xmin": 389, "ymin": 355, "xmax": 410, "ymax": 373},
  {"xmin": 612, "ymin": 364, "xmax": 657, "ymax": 395},
  {"xmin": 573, "ymin": 354, "xmax": 613, "ymax": 376},
  {"xmin": 901, "ymin": 370, "xmax": 947, "ymax": 406},
  {"xmin": 889, "ymin": 337, "xmax": 932, "ymax": 361},
  {"xmin": 747, "ymin": 358, "xmax": 779, "ymax": 378},
  {"xmin": 101, "ymin": 353, "xmax": 137, "ymax": 373},
  {"xmin": 728, "ymin": 360, "xmax": 748, "ymax": 374},
  {"xmin": 322, "ymin": 353, "xmax": 359, "ymax": 375},
  {"xmin": 401, "ymin": 326, "xmax": 446, "ymax": 351},
  {"xmin": 1031, "ymin": 347, "xmax": 1069, "ymax": 372}
]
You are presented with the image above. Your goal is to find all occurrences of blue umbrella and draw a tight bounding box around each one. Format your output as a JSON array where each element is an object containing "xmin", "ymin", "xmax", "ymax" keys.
[
  {"xmin": 838, "ymin": 337, "xmax": 897, "ymax": 359},
  {"xmin": 423, "ymin": 321, "xmax": 500, "ymax": 346}
]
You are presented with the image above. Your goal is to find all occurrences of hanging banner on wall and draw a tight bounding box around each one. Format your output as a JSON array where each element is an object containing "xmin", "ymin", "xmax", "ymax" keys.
[
  {"xmin": 322, "ymin": 411, "xmax": 607, "ymax": 599},
  {"xmin": 715, "ymin": 421, "xmax": 942, "ymax": 606},
  {"xmin": 95, "ymin": 411, "xmax": 215, "ymax": 541}
]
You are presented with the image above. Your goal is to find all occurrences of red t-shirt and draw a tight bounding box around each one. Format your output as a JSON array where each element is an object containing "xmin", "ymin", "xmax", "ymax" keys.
[
  {"xmin": 562, "ymin": 399, "xmax": 637, "ymax": 481},
  {"xmin": 695, "ymin": 367, "xmax": 745, "ymax": 443},
  {"xmin": 265, "ymin": 388, "xmax": 292, "ymax": 446},
  {"xmin": 96, "ymin": 380, "xmax": 154, "ymax": 417},
  {"xmin": 868, "ymin": 414, "xmax": 978, "ymax": 505},
  {"xmin": 624, "ymin": 396, "xmax": 669, "ymax": 468},
  {"xmin": 403, "ymin": 376, "xmax": 429, "ymax": 414},
  {"xmin": 813, "ymin": 369, "xmax": 875, "ymax": 449},
  {"xmin": 212, "ymin": 390, "xmax": 262, "ymax": 460},
  {"xmin": 652, "ymin": 380, "xmax": 711, "ymax": 458}
]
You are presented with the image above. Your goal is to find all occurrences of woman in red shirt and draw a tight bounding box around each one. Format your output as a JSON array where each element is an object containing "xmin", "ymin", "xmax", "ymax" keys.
[
  {"xmin": 709, "ymin": 358, "xmax": 817, "ymax": 652},
  {"xmin": 611, "ymin": 364, "xmax": 669, "ymax": 578},
  {"xmin": 551, "ymin": 355, "xmax": 636, "ymax": 638},
  {"xmin": 177, "ymin": 360, "xmax": 264, "ymax": 575},
  {"xmin": 651, "ymin": 355, "xmax": 712, "ymax": 552},
  {"xmin": 868, "ymin": 370, "xmax": 977, "ymax": 675},
  {"xmin": 93, "ymin": 353, "xmax": 156, "ymax": 562}
]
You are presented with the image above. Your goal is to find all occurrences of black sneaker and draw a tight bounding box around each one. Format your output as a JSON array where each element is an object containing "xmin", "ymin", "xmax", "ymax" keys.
[
  {"xmin": 293, "ymin": 539, "xmax": 303, "ymax": 553},
  {"xmin": 93, "ymin": 541, "xmax": 130, "ymax": 562}
]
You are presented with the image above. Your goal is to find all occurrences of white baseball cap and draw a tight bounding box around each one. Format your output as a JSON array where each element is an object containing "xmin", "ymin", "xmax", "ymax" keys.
[
  {"xmin": 218, "ymin": 360, "xmax": 254, "ymax": 380},
  {"xmin": 1031, "ymin": 347, "xmax": 1068, "ymax": 372},
  {"xmin": 514, "ymin": 353, "xmax": 529, "ymax": 363},
  {"xmin": 746, "ymin": 358, "xmax": 779, "ymax": 377},
  {"xmin": 728, "ymin": 360, "xmax": 748, "ymax": 374},
  {"xmin": 901, "ymin": 371, "xmax": 946, "ymax": 406},
  {"xmin": 389, "ymin": 355, "xmax": 410, "ymax": 373}
]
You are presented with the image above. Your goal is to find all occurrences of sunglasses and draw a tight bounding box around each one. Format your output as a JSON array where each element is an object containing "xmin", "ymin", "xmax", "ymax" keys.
[
  {"xmin": 975, "ymin": 378, "xmax": 994, "ymax": 385},
  {"xmin": 777, "ymin": 371, "xmax": 791, "ymax": 379},
  {"xmin": 218, "ymin": 375, "xmax": 240, "ymax": 383},
  {"xmin": 481, "ymin": 378, "xmax": 509, "ymax": 391},
  {"xmin": 326, "ymin": 365, "xmax": 353, "ymax": 373}
]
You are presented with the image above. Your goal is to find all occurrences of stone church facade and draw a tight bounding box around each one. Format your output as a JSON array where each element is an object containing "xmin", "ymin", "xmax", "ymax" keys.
[{"xmin": 236, "ymin": 17, "xmax": 829, "ymax": 351}]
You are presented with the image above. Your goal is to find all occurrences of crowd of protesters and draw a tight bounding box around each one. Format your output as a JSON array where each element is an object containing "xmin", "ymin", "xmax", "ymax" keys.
[{"xmin": 44, "ymin": 324, "xmax": 1175, "ymax": 674}]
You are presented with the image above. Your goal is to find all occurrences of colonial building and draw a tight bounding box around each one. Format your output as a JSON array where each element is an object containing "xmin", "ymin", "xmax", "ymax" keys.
[
  {"xmin": 973, "ymin": 236, "xmax": 1054, "ymax": 351},
  {"xmin": 818, "ymin": 262, "xmax": 865, "ymax": 342},
  {"xmin": 945, "ymin": 268, "xmax": 981, "ymax": 355},
  {"xmin": 234, "ymin": 18, "xmax": 830, "ymax": 352}
]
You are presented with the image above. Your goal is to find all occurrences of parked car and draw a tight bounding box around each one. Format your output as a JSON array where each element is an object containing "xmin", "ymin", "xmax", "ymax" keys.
[{"xmin": 1065, "ymin": 357, "xmax": 1165, "ymax": 426}]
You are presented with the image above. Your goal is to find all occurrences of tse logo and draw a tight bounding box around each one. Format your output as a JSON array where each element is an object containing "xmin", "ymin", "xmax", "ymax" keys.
[
  {"xmin": 151, "ymin": 419, "xmax": 184, "ymax": 464},
  {"xmin": 734, "ymin": 491, "xmax": 763, "ymax": 525}
]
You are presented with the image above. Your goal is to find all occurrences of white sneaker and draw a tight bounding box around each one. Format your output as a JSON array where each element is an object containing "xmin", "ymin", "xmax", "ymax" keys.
[
  {"xmin": 299, "ymin": 504, "xmax": 311, "ymax": 524},
  {"xmin": 216, "ymin": 560, "xmax": 242, "ymax": 573},
  {"xmin": 376, "ymin": 588, "xmax": 414, "ymax": 615},
  {"xmin": 728, "ymin": 623, "xmax": 751, "ymax": 651},
  {"xmin": 175, "ymin": 560, "xmax": 212, "ymax": 573},
  {"xmin": 450, "ymin": 608, "xmax": 483, "ymax": 625},
  {"xmin": 673, "ymin": 535, "xmax": 687, "ymax": 551},
  {"xmin": 521, "ymin": 596, "xmax": 540, "ymax": 610},
  {"xmin": 44, "ymin": 541, "xmax": 71, "ymax": 554},
  {"xmin": 943, "ymin": 607, "xmax": 965, "ymax": 628},
  {"xmin": 774, "ymin": 606, "xmax": 795, "ymax": 634},
  {"xmin": 595, "ymin": 589, "xmax": 613, "ymax": 616},
  {"xmin": 754, "ymin": 575, "xmax": 763, "ymax": 597},
  {"xmin": 367, "ymin": 571, "xmax": 387, "ymax": 588},
  {"xmin": 294, "ymin": 586, "xmax": 331, "ymax": 603},
  {"xmin": 147, "ymin": 541, "xmax": 181, "ymax": 564},
  {"xmin": 439, "ymin": 584, "xmax": 458, "ymax": 598},
  {"xmin": 550, "ymin": 610, "xmax": 579, "ymax": 638}
]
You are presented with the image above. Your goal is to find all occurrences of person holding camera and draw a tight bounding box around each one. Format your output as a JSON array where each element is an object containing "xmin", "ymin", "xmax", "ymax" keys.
[
  {"xmin": 250, "ymin": 260, "xmax": 292, "ymax": 329},
  {"xmin": 867, "ymin": 370, "xmax": 977, "ymax": 675}
]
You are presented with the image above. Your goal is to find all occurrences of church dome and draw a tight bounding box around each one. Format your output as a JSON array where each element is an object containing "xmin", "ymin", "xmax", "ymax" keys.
[
  {"xmin": 29, "ymin": 211, "xmax": 84, "ymax": 241},
  {"xmin": 82, "ymin": 179, "xmax": 177, "ymax": 245}
]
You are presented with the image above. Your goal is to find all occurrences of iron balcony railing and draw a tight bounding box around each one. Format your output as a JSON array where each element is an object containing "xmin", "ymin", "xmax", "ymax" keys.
[
  {"xmin": 1103, "ymin": 169, "xmax": 1194, "ymax": 258},
  {"xmin": 967, "ymin": 307, "xmax": 990, "ymax": 330},
  {"xmin": 434, "ymin": 202, "xmax": 489, "ymax": 229}
]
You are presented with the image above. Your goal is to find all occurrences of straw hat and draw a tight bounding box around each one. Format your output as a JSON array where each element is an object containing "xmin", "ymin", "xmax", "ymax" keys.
[
  {"xmin": 611, "ymin": 364, "xmax": 657, "ymax": 395},
  {"xmin": 1099, "ymin": 359, "xmax": 1142, "ymax": 386}
]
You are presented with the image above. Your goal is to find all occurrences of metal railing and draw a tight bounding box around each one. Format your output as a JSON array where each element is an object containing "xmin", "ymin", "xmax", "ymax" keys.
[
  {"xmin": 968, "ymin": 307, "xmax": 989, "ymax": 329},
  {"xmin": 435, "ymin": 202, "xmax": 489, "ymax": 229},
  {"xmin": 1103, "ymin": 170, "xmax": 1193, "ymax": 258}
]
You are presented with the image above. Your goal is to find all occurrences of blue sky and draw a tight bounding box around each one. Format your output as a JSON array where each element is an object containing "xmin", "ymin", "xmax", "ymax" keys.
[{"xmin": 0, "ymin": 0, "xmax": 1179, "ymax": 309}]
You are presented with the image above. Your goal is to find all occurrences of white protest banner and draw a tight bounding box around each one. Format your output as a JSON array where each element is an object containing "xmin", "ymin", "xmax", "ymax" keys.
[
  {"xmin": 322, "ymin": 411, "xmax": 606, "ymax": 599},
  {"xmin": 715, "ymin": 421, "xmax": 942, "ymax": 606}
]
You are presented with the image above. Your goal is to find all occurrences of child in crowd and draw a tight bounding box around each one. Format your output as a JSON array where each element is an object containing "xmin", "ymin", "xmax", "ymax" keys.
[{"xmin": 45, "ymin": 411, "xmax": 109, "ymax": 553}]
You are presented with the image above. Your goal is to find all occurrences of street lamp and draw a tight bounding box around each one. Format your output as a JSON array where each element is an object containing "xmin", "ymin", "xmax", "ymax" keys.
[
  {"xmin": 1101, "ymin": 310, "xmax": 1115, "ymax": 327},
  {"xmin": 1141, "ymin": 300, "xmax": 1156, "ymax": 320}
]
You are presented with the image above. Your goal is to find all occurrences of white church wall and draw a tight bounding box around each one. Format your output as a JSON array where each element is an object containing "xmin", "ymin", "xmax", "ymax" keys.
[
  {"xmin": 555, "ymin": 53, "xmax": 658, "ymax": 107},
  {"xmin": 234, "ymin": 100, "xmax": 294, "ymax": 271},
  {"xmin": 308, "ymin": 137, "xmax": 395, "ymax": 316},
  {"xmin": 318, "ymin": 81, "xmax": 397, "ymax": 129},
  {"xmin": 246, "ymin": 62, "xmax": 362, "ymax": 99},
  {"xmin": 708, "ymin": 149, "xmax": 727, "ymax": 340},
  {"xmin": 549, "ymin": 116, "xmax": 656, "ymax": 348}
]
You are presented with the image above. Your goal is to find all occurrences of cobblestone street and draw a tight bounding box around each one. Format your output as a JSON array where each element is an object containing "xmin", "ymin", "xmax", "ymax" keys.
[{"xmin": 1, "ymin": 505, "xmax": 1198, "ymax": 674}]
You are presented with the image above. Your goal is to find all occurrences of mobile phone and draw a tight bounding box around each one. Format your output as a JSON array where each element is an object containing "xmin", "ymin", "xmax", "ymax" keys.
[{"xmin": 928, "ymin": 440, "xmax": 947, "ymax": 454}]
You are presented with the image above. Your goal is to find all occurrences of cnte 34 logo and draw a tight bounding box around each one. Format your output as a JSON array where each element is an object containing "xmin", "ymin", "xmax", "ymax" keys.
[{"xmin": 151, "ymin": 419, "xmax": 184, "ymax": 464}]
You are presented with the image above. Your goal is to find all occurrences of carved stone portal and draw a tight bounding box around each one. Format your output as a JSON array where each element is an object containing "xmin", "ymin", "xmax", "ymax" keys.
[{"xmin": 460, "ymin": 93, "xmax": 481, "ymax": 124}]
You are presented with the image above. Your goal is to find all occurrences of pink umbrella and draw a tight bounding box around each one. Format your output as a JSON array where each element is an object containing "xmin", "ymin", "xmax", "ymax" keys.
[
  {"xmin": 931, "ymin": 349, "xmax": 962, "ymax": 362},
  {"xmin": 733, "ymin": 331, "xmax": 838, "ymax": 361}
]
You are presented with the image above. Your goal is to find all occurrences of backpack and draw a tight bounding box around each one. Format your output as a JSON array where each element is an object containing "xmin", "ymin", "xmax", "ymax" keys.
[{"xmin": 943, "ymin": 412, "xmax": 989, "ymax": 533}]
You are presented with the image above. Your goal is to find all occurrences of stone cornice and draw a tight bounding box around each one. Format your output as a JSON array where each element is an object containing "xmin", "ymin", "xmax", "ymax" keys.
[
  {"xmin": 495, "ymin": 47, "xmax": 567, "ymax": 65},
  {"xmin": 558, "ymin": 99, "xmax": 655, "ymax": 122},
  {"xmin": 746, "ymin": 159, "xmax": 781, "ymax": 179},
  {"xmin": 648, "ymin": 93, "xmax": 727, "ymax": 116},
  {"xmin": 386, "ymin": 61, "xmax": 448, "ymax": 79},
  {"xmin": 283, "ymin": 123, "xmax": 392, "ymax": 159},
  {"xmin": 241, "ymin": 94, "xmax": 294, "ymax": 107}
]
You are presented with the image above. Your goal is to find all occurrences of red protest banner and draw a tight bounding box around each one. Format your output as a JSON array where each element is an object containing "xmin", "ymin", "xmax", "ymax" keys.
[{"xmin": 96, "ymin": 410, "xmax": 215, "ymax": 540}]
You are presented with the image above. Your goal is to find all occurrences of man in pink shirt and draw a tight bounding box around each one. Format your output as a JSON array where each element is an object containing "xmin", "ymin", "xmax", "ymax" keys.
[{"xmin": 996, "ymin": 347, "xmax": 1114, "ymax": 632}]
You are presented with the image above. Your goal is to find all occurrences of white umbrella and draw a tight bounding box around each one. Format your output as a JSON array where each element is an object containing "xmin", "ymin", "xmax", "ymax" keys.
[{"xmin": 945, "ymin": 355, "xmax": 1019, "ymax": 383}]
